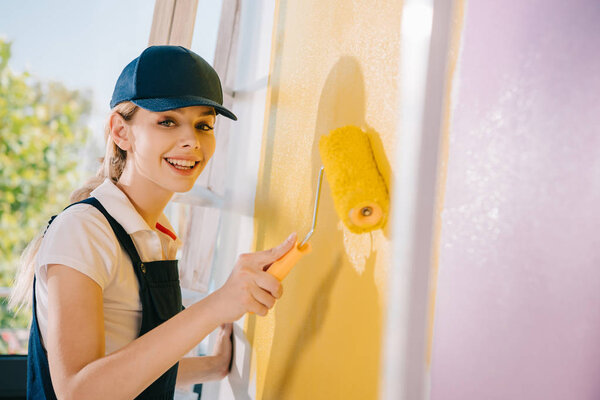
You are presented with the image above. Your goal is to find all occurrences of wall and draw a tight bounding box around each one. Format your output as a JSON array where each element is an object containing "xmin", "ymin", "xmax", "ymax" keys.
[
  {"xmin": 247, "ymin": 1, "xmax": 403, "ymax": 399},
  {"xmin": 431, "ymin": 1, "xmax": 600, "ymax": 399}
]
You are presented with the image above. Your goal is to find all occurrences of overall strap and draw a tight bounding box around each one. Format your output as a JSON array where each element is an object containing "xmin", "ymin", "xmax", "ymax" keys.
[
  {"xmin": 38, "ymin": 197, "xmax": 179, "ymax": 399},
  {"xmin": 57, "ymin": 198, "xmax": 145, "ymax": 279}
]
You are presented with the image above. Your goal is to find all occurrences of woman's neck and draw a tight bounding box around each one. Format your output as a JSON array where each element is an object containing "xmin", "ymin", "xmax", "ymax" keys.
[{"xmin": 115, "ymin": 170, "xmax": 173, "ymax": 229}]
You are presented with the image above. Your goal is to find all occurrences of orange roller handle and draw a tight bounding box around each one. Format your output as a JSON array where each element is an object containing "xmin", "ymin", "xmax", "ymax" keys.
[{"xmin": 266, "ymin": 241, "xmax": 312, "ymax": 281}]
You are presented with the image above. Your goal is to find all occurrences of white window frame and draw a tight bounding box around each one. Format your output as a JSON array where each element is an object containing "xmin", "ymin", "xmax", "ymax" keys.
[
  {"xmin": 381, "ymin": 0, "xmax": 456, "ymax": 399},
  {"xmin": 165, "ymin": 1, "xmax": 277, "ymax": 398}
]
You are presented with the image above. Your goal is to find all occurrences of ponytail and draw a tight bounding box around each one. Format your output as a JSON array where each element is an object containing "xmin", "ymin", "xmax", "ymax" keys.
[{"xmin": 8, "ymin": 102, "xmax": 138, "ymax": 311}]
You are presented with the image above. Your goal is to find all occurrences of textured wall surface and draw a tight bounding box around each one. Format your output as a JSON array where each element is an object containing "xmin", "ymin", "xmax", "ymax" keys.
[
  {"xmin": 431, "ymin": 1, "xmax": 600, "ymax": 399},
  {"xmin": 248, "ymin": 0, "xmax": 402, "ymax": 399}
]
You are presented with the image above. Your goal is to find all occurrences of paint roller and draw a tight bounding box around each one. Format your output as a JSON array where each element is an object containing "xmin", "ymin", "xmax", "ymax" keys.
[{"xmin": 266, "ymin": 125, "xmax": 389, "ymax": 281}]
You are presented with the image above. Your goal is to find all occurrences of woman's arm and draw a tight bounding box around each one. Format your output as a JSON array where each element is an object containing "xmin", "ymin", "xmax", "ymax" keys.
[
  {"xmin": 176, "ymin": 323, "xmax": 233, "ymax": 387},
  {"xmin": 47, "ymin": 264, "xmax": 225, "ymax": 399},
  {"xmin": 46, "ymin": 233, "xmax": 294, "ymax": 400}
]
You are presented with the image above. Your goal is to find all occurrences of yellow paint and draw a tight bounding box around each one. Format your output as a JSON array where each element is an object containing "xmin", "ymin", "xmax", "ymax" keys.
[
  {"xmin": 426, "ymin": 0, "xmax": 467, "ymax": 367},
  {"xmin": 248, "ymin": 0, "xmax": 402, "ymax": 398}
]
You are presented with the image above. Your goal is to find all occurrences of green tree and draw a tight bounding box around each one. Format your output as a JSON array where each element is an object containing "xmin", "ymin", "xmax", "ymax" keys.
[{"xmin": 0, "ymin": 38, "xmax": 91, "ymax": 352}]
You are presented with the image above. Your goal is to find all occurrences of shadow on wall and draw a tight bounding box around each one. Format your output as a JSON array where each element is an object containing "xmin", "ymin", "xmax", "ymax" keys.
[
  {"xmin": 312, "ymin": 55, "xmax": 393, "ymax": 240},
  {"xmin": 257, "ymin": 56, "xmax": 387, "ymax": 399}
]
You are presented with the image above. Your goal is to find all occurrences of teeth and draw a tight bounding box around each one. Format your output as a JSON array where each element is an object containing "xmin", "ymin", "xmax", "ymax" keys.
[{"xmin": 166, "ymin": 158, "xmax": 196, "ymax": 168}]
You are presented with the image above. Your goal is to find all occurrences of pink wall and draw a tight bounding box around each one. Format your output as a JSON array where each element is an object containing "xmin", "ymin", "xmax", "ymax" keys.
[{"xmin": 430, "ymin": 1, "xmax": 600, "ymax": 399}]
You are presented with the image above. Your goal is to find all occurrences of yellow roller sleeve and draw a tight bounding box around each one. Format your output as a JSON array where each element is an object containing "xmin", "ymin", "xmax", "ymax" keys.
[{"xmin": 319, "ymin": 125, "xmax": 389, "ymax": 233}]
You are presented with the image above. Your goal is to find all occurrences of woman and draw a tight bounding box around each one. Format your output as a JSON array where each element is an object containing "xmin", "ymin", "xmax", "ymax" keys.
[{"xmin": 10, "ymin": 45, "xmax": 295, "ymax": 399}]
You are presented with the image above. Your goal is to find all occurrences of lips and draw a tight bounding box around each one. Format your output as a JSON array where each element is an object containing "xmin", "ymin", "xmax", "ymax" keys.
[
  {"xmin": 164, "ymin": 157, "xmax": 202, "ymax": 175},
  {"xmin": 165, "ymin": 157, "xmax": 199, "ymax": 169}
]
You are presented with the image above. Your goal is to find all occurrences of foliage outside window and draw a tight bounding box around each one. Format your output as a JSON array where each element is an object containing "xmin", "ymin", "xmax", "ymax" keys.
[{"xmin": 0, "ymin": 38, "xmax": 91, "ymax": 354}]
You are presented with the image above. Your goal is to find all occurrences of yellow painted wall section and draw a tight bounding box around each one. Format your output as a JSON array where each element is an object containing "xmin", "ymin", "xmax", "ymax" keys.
[{"xmin": 248, "ymin": 1, "xmax": 403, "ymax": 399}]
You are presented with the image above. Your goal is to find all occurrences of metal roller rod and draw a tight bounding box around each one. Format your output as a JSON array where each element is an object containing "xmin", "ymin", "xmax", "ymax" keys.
[{"xmin": 299, "ymin": 166, "xmax": 324, "ymax": 249}]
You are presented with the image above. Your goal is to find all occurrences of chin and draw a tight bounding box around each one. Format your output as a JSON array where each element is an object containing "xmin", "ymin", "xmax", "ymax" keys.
[{"xmin": 168, "ymin": 179, "xmax": 197, "ymax": 193}]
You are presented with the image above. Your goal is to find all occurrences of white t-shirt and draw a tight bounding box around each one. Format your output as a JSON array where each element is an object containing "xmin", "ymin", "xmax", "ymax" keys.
[{"xmin": 35, "ymin": 179, "xmax": 182, "ymax": 354}]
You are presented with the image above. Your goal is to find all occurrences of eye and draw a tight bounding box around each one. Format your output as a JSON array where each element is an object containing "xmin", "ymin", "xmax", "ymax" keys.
[
  {"xmin": 158, "ymin": 119, "xmax": 176, "ymax": 127},
  {"xmin": 196, "ymin": 123, "xmax": 214, "ymax": 132}
]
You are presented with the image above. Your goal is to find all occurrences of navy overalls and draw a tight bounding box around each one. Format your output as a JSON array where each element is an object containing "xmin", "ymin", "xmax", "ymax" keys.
[{"xmin": 27, "ymin": 197, "xmax": 183, "ymax": 399}]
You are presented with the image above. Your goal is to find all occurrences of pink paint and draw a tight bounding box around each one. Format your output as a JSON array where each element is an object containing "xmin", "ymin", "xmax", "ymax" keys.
[{"xmin": 430, "ymin": 1, "xmax": 600, "ymax": 399}]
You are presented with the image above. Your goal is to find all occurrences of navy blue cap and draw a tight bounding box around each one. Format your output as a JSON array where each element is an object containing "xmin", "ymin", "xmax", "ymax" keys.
[{"xmin": 110, "ymin": 45, "xmax": 237, "ymax": 120}]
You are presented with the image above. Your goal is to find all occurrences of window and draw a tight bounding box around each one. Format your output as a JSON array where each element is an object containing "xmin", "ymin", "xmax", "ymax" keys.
[{"xmin": 0, "ymin": 0, "xmax": 155, "ymax": 355}]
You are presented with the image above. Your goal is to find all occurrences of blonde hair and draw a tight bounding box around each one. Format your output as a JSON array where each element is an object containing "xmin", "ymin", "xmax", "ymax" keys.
[{"xmin": 8, "ymin": 101, "xmax": 138, "ymax": 311}]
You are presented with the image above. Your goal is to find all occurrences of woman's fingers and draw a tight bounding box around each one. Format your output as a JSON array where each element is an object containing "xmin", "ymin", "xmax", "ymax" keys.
[
  {"xmin": 211, "ymin": 323, "xmax": 234, "ymax": 376},
  {"xmin": 218, "ymin": 234, "xmax": 295, "ymax": 321},
  {"xmin": 250, "ymin": 285, "xmax": 277, "ymax": 314},
  {"xmin": 213, "ymin": 323, "xmax": 233, "ymax": 354},
  {"xmin": 252, "ymin": 233, "xmax": 297, "ymax": 267},
  {"xmin": 254, "ymin": 271, "xmax": 283, "ymax": 298},
  {"xmin": 221, "ymin": 322, "xmax": 233, "ymax": 336},
  {"xmin": 248, "ymin": 297, "xmax": 269, "ymax": 316}
]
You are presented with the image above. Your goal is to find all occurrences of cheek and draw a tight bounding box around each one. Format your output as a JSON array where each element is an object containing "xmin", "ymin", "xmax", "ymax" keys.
[
  {"xmin": 130, "ymin": 130, "xmax": 167, "ymax": 162},
  {"xmin": 203, "ymin": 136, "xmax": 217, "ymax": 159}
]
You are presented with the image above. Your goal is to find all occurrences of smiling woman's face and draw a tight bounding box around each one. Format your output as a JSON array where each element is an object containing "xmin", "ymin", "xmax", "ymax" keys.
[{"xmin": 124, "ymin": 105, "xmax": 217, "ymax": 193}]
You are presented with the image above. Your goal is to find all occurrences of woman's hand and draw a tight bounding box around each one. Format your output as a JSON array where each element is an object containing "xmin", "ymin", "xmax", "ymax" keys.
[
  {"xmin": 213, "ymin": 233, "xmax": 297, "ymax": 322},
  {"xmin": 211, "ymin": 323, "xmax": 233, "ymax": 377},
  {"xmin": 175, "ymin": 323, "xmax": 233, "ymax": 385}
]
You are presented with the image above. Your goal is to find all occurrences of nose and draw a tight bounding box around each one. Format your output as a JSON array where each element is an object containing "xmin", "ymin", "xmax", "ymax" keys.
[{"xmin": 179, "ymin": 124, "xmax": 200, "ymax": 149}]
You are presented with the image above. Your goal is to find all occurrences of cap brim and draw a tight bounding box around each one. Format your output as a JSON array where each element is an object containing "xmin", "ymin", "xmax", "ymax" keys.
[{"xmin": 132, "ymin": 96, "xmax": 237, "ymax": 121}]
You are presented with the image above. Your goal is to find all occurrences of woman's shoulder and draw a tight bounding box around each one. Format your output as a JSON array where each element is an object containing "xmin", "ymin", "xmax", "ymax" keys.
[
  {"xmin": 47, "ymin": 202, "xmax": 112, "ymax": 234},
  {"xmin": 37, "ymin": 202, "xmax": 121, "ymax": 288},
  {"xmin": 41, "ymin": 202, "xmax": 119, "ymax": 252}
]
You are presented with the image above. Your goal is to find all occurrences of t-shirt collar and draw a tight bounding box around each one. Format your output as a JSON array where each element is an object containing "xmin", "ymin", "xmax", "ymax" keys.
[{"xmin": 90, "ymin": 179, "xmax": 182, "ymax": 248}]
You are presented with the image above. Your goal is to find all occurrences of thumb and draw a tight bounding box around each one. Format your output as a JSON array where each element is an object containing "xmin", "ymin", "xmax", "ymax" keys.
[
  {"xmin": 222, "ymin": 322, "xmax": 233, "ymax": 336},
  {"xmin": 255, "ymin": 232, "xmax": 297, "ymax": 266}
]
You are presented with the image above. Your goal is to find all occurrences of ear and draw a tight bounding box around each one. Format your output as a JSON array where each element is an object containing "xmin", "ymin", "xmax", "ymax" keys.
[{"xmin": 109, "ymin": 112, "xmax": 132, "ymax": 151}]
